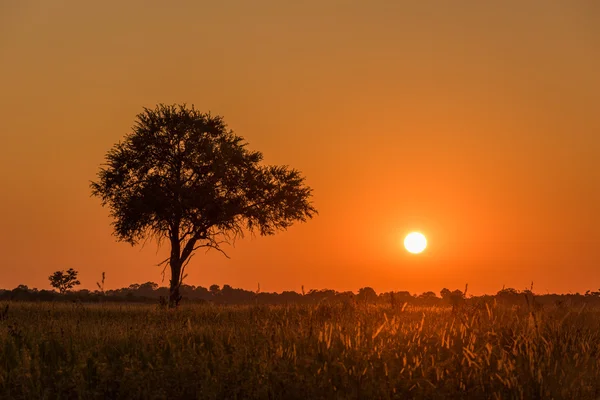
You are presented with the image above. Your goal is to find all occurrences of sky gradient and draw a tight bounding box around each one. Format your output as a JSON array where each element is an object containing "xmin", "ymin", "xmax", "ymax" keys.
[{"xmin": 1, "ymin": 1, "xmax": 599, "ymax": 294}]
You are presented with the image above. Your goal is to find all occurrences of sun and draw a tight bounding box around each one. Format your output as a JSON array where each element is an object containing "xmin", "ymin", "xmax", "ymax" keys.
[{"xmin": 404, "ymin": 232, "xmax": 427, "ymax": 254}]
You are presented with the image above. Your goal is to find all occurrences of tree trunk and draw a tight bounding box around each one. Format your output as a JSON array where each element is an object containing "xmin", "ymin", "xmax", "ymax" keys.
[
  {"xmin": 169, "ymin": 259, "xmax": 182, "ymax": 308},
  {"xmin": 168, "ymin": 226, "xmax": 182, "ymax": 308}
]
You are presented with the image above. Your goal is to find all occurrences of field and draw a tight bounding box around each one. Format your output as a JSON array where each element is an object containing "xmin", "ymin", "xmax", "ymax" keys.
[{"xmin": 1, "ymin": 301, "xmax": 599, "ymax": 399}]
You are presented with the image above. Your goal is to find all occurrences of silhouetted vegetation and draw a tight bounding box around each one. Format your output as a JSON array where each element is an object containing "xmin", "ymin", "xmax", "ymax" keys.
[
  {"xmin": 48, "ymin": 268, "xmax": 80, "ymax": 294},
  {"xmin": 3, "ymin": 283, "xmax": 600, "ymax": 309},
  {"xmin": 1, "ymin": 298, "xmax": 600, "ymax": 398},
  {"xmin": 91, "ymin": 104, "xmax": 316, "ymax": 307}
]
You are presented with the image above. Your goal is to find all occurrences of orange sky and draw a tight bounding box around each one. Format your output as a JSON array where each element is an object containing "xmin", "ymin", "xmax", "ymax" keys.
[{"xmin": 1, "ymin": 1, "xmax": 599, "ymax": 295}]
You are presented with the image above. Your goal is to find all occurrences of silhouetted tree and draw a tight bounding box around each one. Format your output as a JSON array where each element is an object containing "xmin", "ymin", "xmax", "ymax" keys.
[
  {"xmin": 48, "ymin": 268, "xmax": 81, "ymax": 294},
  {"xmin": 440, "ymin": 288, "xmax": 451, "ymax": 301},
  {"xmin": 497, "ymin": 287, "xmax": 519, "ymax": 296},
  {"xmin": 209, "ymin": 284, "xmax": 221, "ymax": 296},
  {"xmin": 138, "ymin": 282, "xmax": 158, "ymax": 297},
  {"xmin": 222, "ymin": 284, "xmax": 233, "ymax": 292},
  {"xmin": 15, "ymin": 285, "xmax": 29, "ymax": 292},
  {"xmin": 180, "ymin": 284, "xmax": 197, "ymax": 299},
  {"xmin": 381, "ymin": 291, "xmax": 413, "ymax": 307},
  {"xmin": 91, "ymin": 104, "xmax": 316, "ymax": 307},
  {"xmin": 220, "ymin": 284, "xmax": 234, "ymax": 302},
  {"xmin": 417, "ymin": 291, "xmax": 439, "ymax": 306},
  {"xmin": 496, "ymin": 287, "xmax": 522, "ymax": 305},
  {"xmin": 280, "ymin": 290, "xmax": 303, "ymax": 303},
  {"xmin": 192, "ymin": 286, "xmax": 211, "ymax": 300},
  {"xmin": 449, "ymin": 289, "xmax": 465, "ymax": 310},
  {"xmin": 306, "ymin": 289, "xmax": 337, "ymax": 303},
  {"xmin": 336, "ymin": 291, "xmax": 355, "ymax": 302},
  {"xmin": 357, "ymin": 287, "xmax": 377, "ymax": 304},
  {"xmin": 5, "ymin": 282, "xmax": 600, "ymax": 306},
  {"xmin": 395, "ymin": 291, "xmax": 413, "ymax": 303}
]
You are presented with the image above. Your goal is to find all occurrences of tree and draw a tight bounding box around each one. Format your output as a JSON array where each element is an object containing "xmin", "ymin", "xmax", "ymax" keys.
[
  {"xmin": 417, "ymin": 291, "xmax": 438, "ymax": 306},
  {"xmin": 138, "ymin": 282, "xmax": 159, "ymax": 296},
  {"xmin": 497, "ymin": 287, "xmax": 519, "ymax": 297},
  {"xmin": 496, "ymin": 287, "xmax": 521, "ymax": 305},
  {"xmin": 357, "ymin": 287, "xmax": 377, "ymax": 304},
  {"xmin": 449, "ymin": 289, "xmax": 465, "ymax": 310},
  {"xmin": 209, "ymin": 284, "xmax": 221, "ymax": 296},
  {"xmin": 49, "ymin": 268, "xmax": 81, "ymax": 294},
  {"xmin": 91, "ymin": 104, "xmax": 316, "ymax": 307},
  {"xmin": 440, "ymin": 288, "xmax": 451, "ymax": 301}
]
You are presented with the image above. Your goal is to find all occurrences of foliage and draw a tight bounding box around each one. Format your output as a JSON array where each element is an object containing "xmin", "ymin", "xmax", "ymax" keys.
[
  {"xmin": 5, "ymin": 283, "xmax": 600, "ymax": 309},
  {"xmin": 48, "ymin": 268, "xmax": 81, "ymax": 294},
  {"xmin": 91, "ymin": 104, "xmax": 316, "ymax": 306},
  {"xmin": 357, "ymin": 287, "xmax": 377, "ymax": 304},
  {"xmin": 1, "ymin": 301, "xmax": 600, "ymax": 398}
]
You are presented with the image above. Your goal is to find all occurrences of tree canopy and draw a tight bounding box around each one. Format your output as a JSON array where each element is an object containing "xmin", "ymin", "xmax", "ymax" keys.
[
  {"xmin": 91, "ymin": 104, "xmax": 316, "ymax": 306},
  {"xmin": 48, "ymin": 268, "xmax": 81, "ymax": 294}
]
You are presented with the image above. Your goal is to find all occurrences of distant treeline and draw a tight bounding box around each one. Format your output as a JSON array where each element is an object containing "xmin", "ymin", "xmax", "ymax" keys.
[{"xmin": 2, "ymin": 283, "xmax": 600, "ymax": 306}]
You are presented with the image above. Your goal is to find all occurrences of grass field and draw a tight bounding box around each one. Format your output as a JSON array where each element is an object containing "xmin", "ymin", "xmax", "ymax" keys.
[{"xmin": 1, "ymin": 300, "xmax": 599, "ymax": 399}]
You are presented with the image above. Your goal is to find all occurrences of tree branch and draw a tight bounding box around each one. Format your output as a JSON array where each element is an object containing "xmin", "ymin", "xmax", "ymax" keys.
[
  {"xmin": 197, "ymin": 243, "xmax": 231, "ymax": 259},
  {"xmin": 179, "ymin": 253, "xmax": 195, "ymax": 286}
]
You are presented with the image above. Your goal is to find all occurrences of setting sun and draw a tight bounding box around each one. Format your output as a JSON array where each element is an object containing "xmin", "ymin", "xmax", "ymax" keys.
[{"xmin": 404, "ymin": 232, "xmax": 427, "ymax": 254}]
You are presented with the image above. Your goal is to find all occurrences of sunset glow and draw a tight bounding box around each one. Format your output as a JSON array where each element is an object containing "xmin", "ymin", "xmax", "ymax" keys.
[
  {"xmin": 2, "ymin": 3, "xmax": 600, "ymax": 398},
  {"xmin": 0, "ymin": 1, "xmax": 598, "ymax": 295}
]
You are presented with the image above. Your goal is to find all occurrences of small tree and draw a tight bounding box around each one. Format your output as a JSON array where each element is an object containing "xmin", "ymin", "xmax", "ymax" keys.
[
  {"xmin": 49, "ymin": 268, "xmax": 81, "ymax": 294},
  {"xmin": 209, "ymin": 284, "xmax": 221, "ymax": 296},
  {"xmin": 449, "ymin": 289, "xmax": 465, "ymax": 311},
  {"xmin": 91, "ymin": 104, "xmax": 316, "ymax": 307},
  {"xmin": 440, "ymin": 288, "xmax": 451, "ymax": 301},
  {"xmin": 418, "ymin": 291, "xmax": 438, "ymax": 300},
  {"xmin": 357, "ymin": 287, "xmax": 377, "ymax": 304}
]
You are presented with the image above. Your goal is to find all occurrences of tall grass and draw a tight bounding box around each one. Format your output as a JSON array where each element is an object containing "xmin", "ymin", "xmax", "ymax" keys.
[{"xmin": 0, "ymin": 301, "xmax": 599, "ymax": 399}]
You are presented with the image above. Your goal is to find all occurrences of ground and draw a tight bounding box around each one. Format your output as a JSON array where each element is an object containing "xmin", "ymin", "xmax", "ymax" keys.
[{"xmin": 1, "ymin": 301, "xmax": 599, "ymax": 399}]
